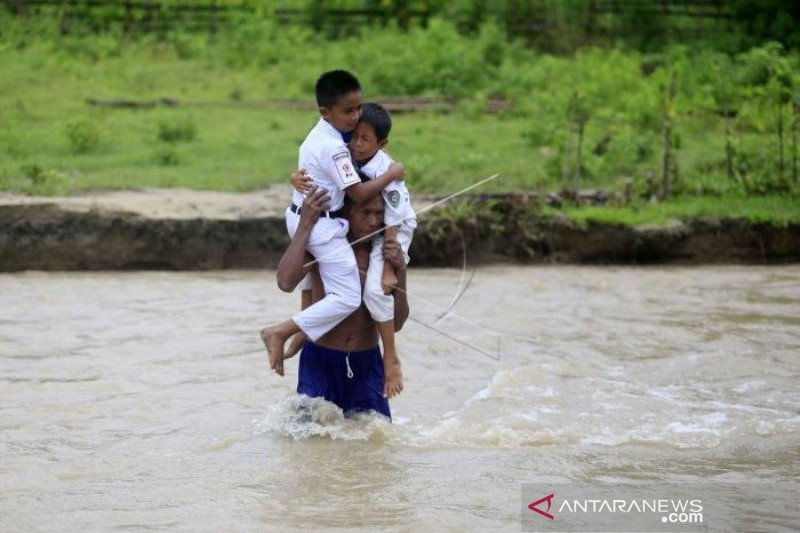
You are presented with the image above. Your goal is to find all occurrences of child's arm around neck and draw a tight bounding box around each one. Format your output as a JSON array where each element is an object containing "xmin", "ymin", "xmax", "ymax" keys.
[{"xmin": 346, "ymin": 158, "xmax": 405, "ymax": 203}]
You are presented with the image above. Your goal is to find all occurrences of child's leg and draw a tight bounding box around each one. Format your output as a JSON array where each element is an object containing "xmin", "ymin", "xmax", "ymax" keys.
[
  {"xmin": 263, "ymin": 216, "xmax": 359, "ymax": 376},
  {"xmin": 261, "ymin": 319, "xmax": 300, "ymax": 377},
  {"xmin": 364, "ymin": 238, "xmax": 403, "ymax": 398},
  {"xmin": 363, "ymin": 238, "xmax": 396, "ymax": 324},
  {"xmin": 294, "ymin": 231, "xmax": 362, "ymax": 339},
  {"xmin": 378, "ymin": 320, "xmax": 403, "ymax": 399},
  {"xmin": 381, "ymin": 225, "xmax": 399, "ymax": 294},
  {"xmin": 396, "ymin": 223, "xmax": 414, "ymax": 264},
  {"xmin": 285, "ymin": 289, "xmax": 312, "ymax": 360},
  {"xmin": 382, "ymin": 224, "xmax": 414, "ymax": 397},
  {"xmin": 381, "ymin": 260, "xmax": 398, "ymax": 295}
]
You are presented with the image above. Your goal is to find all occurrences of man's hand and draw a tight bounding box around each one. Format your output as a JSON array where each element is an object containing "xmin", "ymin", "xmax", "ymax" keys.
[
  {"xmin": 382, "ymin": 236, "xmax": 406, "ymax": 273},
  {"xmin": 298, "ymin": 186, "xmax": 331, "ymax": 228},
  {"xmin": 386, "ymin": 161, "xmax": 406, "ymax": 182},
  {"xmin": 291, "ymin": 169, "xmax": 314, "ymax": 194}
]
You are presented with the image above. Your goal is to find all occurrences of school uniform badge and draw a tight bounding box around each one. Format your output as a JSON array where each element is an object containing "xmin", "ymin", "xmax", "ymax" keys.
[
  {"xmin": 386, "ymin": 190, "xmax": 401, "ymax": 208},
  {"xmin": 333, "ymin": 150, "xmax": 359, "ymax": 186}
]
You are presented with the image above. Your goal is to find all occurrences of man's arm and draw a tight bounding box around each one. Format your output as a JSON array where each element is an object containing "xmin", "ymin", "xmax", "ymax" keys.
[
  {"xmin": 345, "ymin": 161, "xmax": 405, "ymax": 203},
  {"xmin": 383, "ymin": 238, "xmax": 409, "ymax": 331},
  {"xmin": 276, "ymin": 186, "xmax": 330, "ymax": 292}
]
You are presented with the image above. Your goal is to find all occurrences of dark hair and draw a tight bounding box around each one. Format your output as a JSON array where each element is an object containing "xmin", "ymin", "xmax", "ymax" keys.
[
  {"xmin": 359, "ymin": 102, "xmax": 392, "ymax": 141},
  {"xmin": 315, "ymin": 70, "xmax": 361, "ymax": 108}
]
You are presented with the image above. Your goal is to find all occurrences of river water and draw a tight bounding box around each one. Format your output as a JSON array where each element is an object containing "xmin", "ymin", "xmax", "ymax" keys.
[{"xmin": 1, "ymin": 266, "xmax": 798, "ymax": 531}]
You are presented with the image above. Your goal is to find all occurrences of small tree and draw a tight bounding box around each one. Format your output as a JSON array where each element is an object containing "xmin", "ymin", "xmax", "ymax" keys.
[
  {"xmin": 742, "ymin": 43, "xmax": 793, "ymax": 193},
  {"xmin": 562, "ymin": 90, "xmax": 591, "ymax": 200},
  {"xmin": 660, "ymin": 71, "xmax": 677, "ymax": 200},
  {"xmin": 711, "ymin": 55, "xmax": 739, "ymax": 185},
  {"xmin": 793, "ymin": 92, "xmax": 799, "ymax": 186},
  {"xmin": 573, "ymin": 92, "xmax": 591, "ymax": 199}
]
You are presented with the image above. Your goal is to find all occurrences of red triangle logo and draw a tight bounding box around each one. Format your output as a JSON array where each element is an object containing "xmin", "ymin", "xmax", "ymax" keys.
[{"xmin": 528, "ymin": 493, "xmax": 555, "ymax": 520}]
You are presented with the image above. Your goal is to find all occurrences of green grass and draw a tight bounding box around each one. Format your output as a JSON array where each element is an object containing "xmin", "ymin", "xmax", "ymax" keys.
[
  {"xmin": 1, "ymin": 17, "xmax": 799, "ymax": 226},
  {"xmin": 0, "ymin": 43, "xmax": 314, "ymax": 193},
  {"xmin": 0, "ymin": 43, "xmax": 572, "ymax": 196},
  {"xmin": 556, "ymin": 194, "xmax": 800, "ymax": 226}
]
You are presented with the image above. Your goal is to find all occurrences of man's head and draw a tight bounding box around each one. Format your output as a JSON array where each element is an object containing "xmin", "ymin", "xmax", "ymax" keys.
[
  {"xmin": 350, "ymin": 102, "xmax": 391, "ymax": 165},
  {"xmin": 343, "ymin": 186, "xmax": 384, "ymax": 242},
  {"xmin": 315, "ymin": 70, "xmax": 362, "ymax": 134}
]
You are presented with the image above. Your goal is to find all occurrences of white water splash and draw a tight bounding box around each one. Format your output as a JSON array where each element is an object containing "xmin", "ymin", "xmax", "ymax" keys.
[{"xmin": 255, "ymin": 394, "xmax": 394, "ymax": 442}]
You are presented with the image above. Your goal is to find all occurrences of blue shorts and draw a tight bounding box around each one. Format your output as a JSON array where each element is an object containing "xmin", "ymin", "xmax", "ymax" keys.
[{"xmin": 297, "ymin": 340, "xmax": 391, "ymax": 420}]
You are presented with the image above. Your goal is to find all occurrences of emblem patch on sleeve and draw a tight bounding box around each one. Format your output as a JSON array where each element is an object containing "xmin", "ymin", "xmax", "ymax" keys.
[
  {"xmin": 333, "ymin": 150, "xmax": 359, "ymax": 187},
  {"xmin": 386, "ymin": 190, "xmax": 401, "ymax": 208}
]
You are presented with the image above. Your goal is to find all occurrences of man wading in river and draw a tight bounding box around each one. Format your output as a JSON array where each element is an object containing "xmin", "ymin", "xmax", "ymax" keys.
[{"xmin": 271, "ymin": 185, "xmax": 409, "ymax": 420}]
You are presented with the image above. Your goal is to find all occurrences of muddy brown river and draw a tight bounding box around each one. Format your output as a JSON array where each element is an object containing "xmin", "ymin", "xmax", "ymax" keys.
[{"xmin": 1, "ymin": 266, "xmax": 798, "ymax": 531}]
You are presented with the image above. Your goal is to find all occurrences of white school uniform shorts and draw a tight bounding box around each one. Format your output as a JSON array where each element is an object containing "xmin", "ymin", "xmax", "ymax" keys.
[
  {"xmin": 285, "ymin": 208, "xmax": 362, "ymax": 341},
  {"xmin": 363, "ymin": 223, "xmax": 414, "ymax": 324}
]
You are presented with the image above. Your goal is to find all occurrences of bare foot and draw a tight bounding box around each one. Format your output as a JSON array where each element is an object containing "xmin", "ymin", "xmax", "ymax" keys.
[
  {"xmin": 284, "ymin": 332, "xmax": 306, "ymax": 360},
  {"xmin": 381, "ymin": 269, "xmax": 398, "ymax": 295},
  {"xmin": 383, "ymin": 359, "xmax": 404, "ymax": 399},
  {"xmin": 260, "ymin": 327, "xmax": 286, "ymax": 376}
]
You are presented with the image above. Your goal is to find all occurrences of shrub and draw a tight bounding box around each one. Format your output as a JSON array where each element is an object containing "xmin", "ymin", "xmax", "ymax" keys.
[
  {"xmin": 155, "ymin": 147, "xmax": 180, "ymax": 166},
  {"xmin": 157, "ymin": 115, "xmax": 196, "ymax": 143},
  {"xmin": 20, "ymin": 163, "xmax": 71, "ymax": 195},
  {"xmin": 65, "ymin": 117, "xmax": 100, "ymax": 153}
]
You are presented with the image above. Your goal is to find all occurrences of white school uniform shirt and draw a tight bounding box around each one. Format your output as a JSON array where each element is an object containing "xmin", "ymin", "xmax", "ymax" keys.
[
  {"xmin": 293, "ymin": 117, "xmax": 360, "ymax": 211},
  {"xmin": 359, "ymin": 149, "xmax": 417, "ymax": 228}
]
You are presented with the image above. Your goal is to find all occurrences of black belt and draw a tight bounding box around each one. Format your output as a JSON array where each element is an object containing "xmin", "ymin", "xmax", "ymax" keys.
[{"xmin": 291, "ymin": 203, "xmax": 344, "ymax": 219}]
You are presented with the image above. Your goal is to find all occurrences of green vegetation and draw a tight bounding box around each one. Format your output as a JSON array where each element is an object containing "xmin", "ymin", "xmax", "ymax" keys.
[
  {"xmin": 1, "ymin": 6, "xmax": 799, "ymax": 224},
  {"xmin": 555, "ymin": 195, "xmax": 800, "ymax": 226}
]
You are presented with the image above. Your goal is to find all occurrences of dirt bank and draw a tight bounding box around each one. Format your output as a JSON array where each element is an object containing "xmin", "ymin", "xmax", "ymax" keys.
[{"xmin": 1, "ymin": 189, "xmax": 797, "ymax": 271}]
